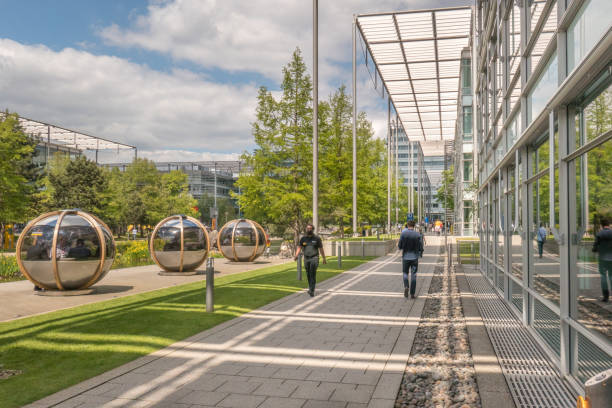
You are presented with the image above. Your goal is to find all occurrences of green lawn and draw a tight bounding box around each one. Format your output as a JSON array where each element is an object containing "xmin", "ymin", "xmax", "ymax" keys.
[
  {"xmin": 331, "ymin": 235, "xmax": 399, "ymax": 242},
  {"xmin": 456, "ymin": 239, "xmax": 480, "ymax": 265},
  {"xmin": 0, "ymin": 256, "xmax": 374, "ymax": 408}
]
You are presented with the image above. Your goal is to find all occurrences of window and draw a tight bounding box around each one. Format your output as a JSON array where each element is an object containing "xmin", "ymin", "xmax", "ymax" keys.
[
  {"xmin": 463, "ymin": 153, "xmax": 473, "ymax": 183},
  {"xmin": 462, "ymin": 58, "xmax": 472, "ymax": 93},
  {"xmin": 567, "ymin": 0, "xmax": 612, "ymax": 73},
  {"xmin": 527, "ymin": 134, "xmax": 561, "ymax": 306},
  {"xmin": 568, "ymin": 77, "xmax": 612, "ymax": 349},
  {"xmin": 463, "ymin": 106, "xmax": 473, "ymax": 139},
  {"xmin": 528, "ymin": 53, "xmax": 558, "ymax": 124}
]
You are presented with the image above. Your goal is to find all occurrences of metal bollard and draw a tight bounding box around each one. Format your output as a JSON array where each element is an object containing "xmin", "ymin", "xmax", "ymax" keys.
[
  {"xmin": 582, "ymin": 368, "xmax": 612, "ymax": 408},
  {"xmin": 297, "ymin": 253, "xmax": 302, "ymax": 281},
  {"xmin": 337, "ymin": 241, "xmax": 342, "ymax": 268},
  {"xmin": 205, "ymin": 258, "xmax": 214, "ymax": 312}
]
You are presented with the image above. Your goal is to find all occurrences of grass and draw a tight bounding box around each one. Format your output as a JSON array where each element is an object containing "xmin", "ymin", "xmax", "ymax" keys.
[
  {"xmin": 456, "ymin": 239, "xmax": 480, "ymax": 265},
  {"xmin": 331, "ymin": 235, "xmax": 399, "ymax": 242},
  {"xmin": 0, "ymin": 256, "xmax": 374, "ymax": 408}
]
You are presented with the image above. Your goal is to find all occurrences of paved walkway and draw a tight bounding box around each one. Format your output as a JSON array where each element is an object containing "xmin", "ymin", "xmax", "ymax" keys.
[
  {"xmin": 0, "ymin": 257, "xmax": 290, "ymax": 322},
  {"xmin": 25, "ymin": 238, "xmax": 443, "ymax": 408}
]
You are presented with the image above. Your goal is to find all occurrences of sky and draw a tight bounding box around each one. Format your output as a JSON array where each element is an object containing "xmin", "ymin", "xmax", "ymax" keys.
[{"xmin": 0, "ymin": 0, "xmax": 471, "ymax": 162}]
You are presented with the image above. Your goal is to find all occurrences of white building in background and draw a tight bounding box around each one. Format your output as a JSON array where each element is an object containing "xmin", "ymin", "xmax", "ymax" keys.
[{"xmin": 454, "ymin": 48, "xmax": 476, "ymax": 236}]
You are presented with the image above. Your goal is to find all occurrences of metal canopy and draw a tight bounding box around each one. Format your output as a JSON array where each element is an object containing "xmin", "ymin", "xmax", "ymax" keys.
[
  {"xmin": 1, "ymin": 113, "xmax": 136, "ymax": 151},
  {"xmin": 357, "ymin": 6, "xmax": 472, "ymax": 141}
]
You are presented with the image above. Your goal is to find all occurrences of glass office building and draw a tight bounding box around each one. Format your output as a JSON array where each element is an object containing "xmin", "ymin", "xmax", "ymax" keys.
[
  {"xmin": 475, "ymin": 0, "xmax": 611, "ymax": 389},
  {"xmin": 454, "ymin": 49, "xmax": 477, "ymax": 236}
]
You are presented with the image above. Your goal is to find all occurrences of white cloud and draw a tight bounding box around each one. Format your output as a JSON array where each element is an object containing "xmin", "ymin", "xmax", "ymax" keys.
[
  {"xmin": 99, "ymin": 0, "xmax": 470, "ymax": 82},
  {"xmin": 1, "ymin": 0, "xmax": 471, "ymax": 159},
  {"xmin": 0, "ymin": 39, "xmax": 258, "ymax": 154}
]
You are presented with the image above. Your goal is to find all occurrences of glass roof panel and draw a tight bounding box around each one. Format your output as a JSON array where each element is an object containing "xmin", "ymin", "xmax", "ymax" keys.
[{"xmin": 357, "ymin": 6, "xmax": 472, "ymax": 142}]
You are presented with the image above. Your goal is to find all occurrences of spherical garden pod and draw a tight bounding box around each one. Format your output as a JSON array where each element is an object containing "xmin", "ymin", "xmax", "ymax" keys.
[
  {"xmin": 150, "ymin": 215, "xmax": 210, "ymax": 272},
  {"xmin": 16, "ymin": 210, "xmax": 115, "ymax": 291},
  {"xmin": 217, "ymin": 219, "xmax": 267, "ymax": 262}
]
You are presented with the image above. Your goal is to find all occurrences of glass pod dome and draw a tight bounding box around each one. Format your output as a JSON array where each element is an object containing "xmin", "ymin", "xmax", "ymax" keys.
[
  {"xmin": 150, "ymin": 215, "xmax": 210, "ymax": 272},
  {"xmin": 16, "ymin": 210, "xmax": 115, "ymax": 290},
  {"xmin": 217, "ymin": 219, "xmax": 267, "ymax": 262}
]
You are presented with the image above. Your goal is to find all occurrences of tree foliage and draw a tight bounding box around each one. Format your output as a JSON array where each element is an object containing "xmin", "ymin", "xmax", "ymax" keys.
[
  {"xmin": 235, "ymin": 50, "xmax": 390, "ymax": 242},
  {"xmin": 47, "ymin": 156, "xmax": 108, "ymax": 213},
  {"xmin": 235, "ymin": 48, "xmax": 313, "ymax": 244},
  {"xmin": 0, "ymin": 112, "xmax": 37, "ymax": 224},
  {"xmin": 436, "ymin": 166, "xmax": 455, "ymax": 213},
  {"xmin": 198, "ymin": 193, "xmax": 237, "ymax": 226}
]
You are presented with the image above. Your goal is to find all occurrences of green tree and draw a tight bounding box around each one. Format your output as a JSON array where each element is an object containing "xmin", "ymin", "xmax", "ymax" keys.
[
  {"xmin": 47, "ymin": 155, "xmax": 108, "ymax": 214},
  {"xmin": 198, "ymin": 193, "xmax": 237, "ymax": 226},
  {"xmin": 162, "ymin": 170, "xmax": 199, "ymax": 217},
  {"xmin": 0, "ymin": 112, "xmax": 37, "ymax": 247},
  {"xmin": 436, "ymin": 166, "xmax": 455, "ymax": 213},
  {"xmin": 235, "ymin": 48, "xmax": 313, "ymax": 245},
  {"xmin": 585, "ymin": 90, "xmax": 612, "ymax": 230},
  {"xmin": 103, "ymin": 160, "xmax": 198, "ymax": 235}
]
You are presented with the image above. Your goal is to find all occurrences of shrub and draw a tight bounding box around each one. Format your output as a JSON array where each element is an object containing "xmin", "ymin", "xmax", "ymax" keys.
[
  {"xmin": 0, "ymin": 256, "xmax": 22, "ymax": 281},
  {"xmin": 112, "ymin": 240, "xmax": 152, "ymax": 269}
]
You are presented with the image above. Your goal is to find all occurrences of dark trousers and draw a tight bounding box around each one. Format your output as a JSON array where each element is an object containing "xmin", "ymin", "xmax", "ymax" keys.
[
  {"xmin": 600, "ymin": 260, "xmax": 612, "ymax": 299},
  {"xmin": 304, "ymin": 256, "xmax": 319, "ymax": 292},
  {"xmin": 402, "ymin": 259, "xmax": 418, "ymax": 296},
  {"xmin": 537, "ymin": 241, "xmax": 544, "ymax": 257}
]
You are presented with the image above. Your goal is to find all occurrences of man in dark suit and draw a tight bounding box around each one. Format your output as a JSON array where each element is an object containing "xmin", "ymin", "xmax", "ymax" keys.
[
  {"xmin": 593, "ymin": 218, "xmax": 612, "ymax": 302},
  {"xmin": 398, "ymin": 220, "xmax": 424, "ymax": 299}
]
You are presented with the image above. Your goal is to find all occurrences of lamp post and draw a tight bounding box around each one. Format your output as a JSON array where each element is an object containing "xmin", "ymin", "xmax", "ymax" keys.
[
  {"xmin": 352, "ymin": 15, "xmax": 358, "ymax": 236},
  {"xmin": 313, "ymin": 0, "xmax": 319, "ymax": 231}
]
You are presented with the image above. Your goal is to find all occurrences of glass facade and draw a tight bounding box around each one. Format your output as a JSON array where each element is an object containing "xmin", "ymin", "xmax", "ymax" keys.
[
  {"xmin": 567, "ymin": 0, "xmax": 612, "ymax": 73},
  {"xmin": 475, "ymin": 0, "xmax": 612, "ymax": 391}
]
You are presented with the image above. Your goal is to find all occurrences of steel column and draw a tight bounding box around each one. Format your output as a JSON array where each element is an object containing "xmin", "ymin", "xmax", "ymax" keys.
[
  {"xmin": 352, "ymin": 15, "xmax": 358, "ymax": 236},
  {"xmin": 312, "ymin": 0, "xmax": 319, "ymax": 231},
  {"xmin": 387, "ymin": 100, "xmax": 391, "ymax": 233}
]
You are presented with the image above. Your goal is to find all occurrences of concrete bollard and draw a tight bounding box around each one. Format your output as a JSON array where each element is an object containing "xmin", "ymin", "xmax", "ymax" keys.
[
  {"xmin": 205, "ymin": 258, "xmax": 214, "ymax": 312},
  {"xmin": 337, "ymin": 241, "xmax": 342, "ymax": 268},
  {"xmin": 297, "ymin": 253, "xmax": 302, "ymax": 281}
]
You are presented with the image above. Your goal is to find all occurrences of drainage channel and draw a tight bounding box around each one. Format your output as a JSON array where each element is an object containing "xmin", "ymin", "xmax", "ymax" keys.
[
  {"xmin": 395, "ymin": 246, "xmax": 481, "ymax": 407},
  {"xmin": 465, "ymin": 270, "xmax": 577, "ymax": 408}
]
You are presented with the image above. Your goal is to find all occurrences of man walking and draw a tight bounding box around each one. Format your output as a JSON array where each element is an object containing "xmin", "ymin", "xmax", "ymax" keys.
[
  {"xmin": 295, "ymin": 223, "xmax": 327, "ymax": 297},
  {"xmin": 593, "ymin": 218, "xmax": 612, "ymax": 302},
  {"xmin": 398, "ymin": 220, "xmax": 424, "ymax": 299},
  {"xmin": 537, "ymin": 223, "xmax": 547, "ymax": 258}
]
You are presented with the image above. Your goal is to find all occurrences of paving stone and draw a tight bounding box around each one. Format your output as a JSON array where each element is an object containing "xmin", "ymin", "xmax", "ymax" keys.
[
  {"xmin": 341, "ymin": 370, "xmax": 381, "ymax": 385},
  {"xmin": 176, "ymin": 390, "xmax": 228, "ymax": 405},
  {"xmin": 271, "ymin": 367, "xmax": 312, "ymax": 380},
  {"xmin": 329, "ymin": 384, "xmax": 374, "ymax": 404},
  {"xmin": 253, "ymin": 379, "xmax": 298, "ymax": 397},
  {"xmin": 216, "ymin": 393, "xmax": 266, "ymax": 408},
  {"xmin": 258, "ymin": 397, "xmax": 306, "ymax": 408},
  {"xmin": 302, "ymin": 401, "xmax": 348, "ymax": 408}
]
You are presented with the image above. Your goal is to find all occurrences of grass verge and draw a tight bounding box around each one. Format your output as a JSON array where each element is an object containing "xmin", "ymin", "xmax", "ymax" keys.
[{"xmin": 0, "ymin": 256, "xmax": 374, "ymax": 408}]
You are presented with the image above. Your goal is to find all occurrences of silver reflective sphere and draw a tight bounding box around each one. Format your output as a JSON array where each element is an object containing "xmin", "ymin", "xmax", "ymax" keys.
[
  {"xmin": 150, "ymin": 215, "xmax": 210, "ymax": 272},
  {"xmin": 217, "ymin": 219, "xmax": 267, "ymax": 262},
  {"xmin": 16, "ymin": 210, "xmax": 115, "ymax": 290}
]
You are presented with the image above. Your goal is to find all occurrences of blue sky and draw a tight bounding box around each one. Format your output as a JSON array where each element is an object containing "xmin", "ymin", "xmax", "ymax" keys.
[{"xmin": 0, "ymin": 0, "xmax": 470, "ymax": 161}]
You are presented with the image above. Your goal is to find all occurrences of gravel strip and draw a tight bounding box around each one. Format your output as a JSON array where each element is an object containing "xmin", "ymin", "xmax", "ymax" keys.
[{"xmin": 395, "ymin": 252, "xmax": 481, "ymax": 408}]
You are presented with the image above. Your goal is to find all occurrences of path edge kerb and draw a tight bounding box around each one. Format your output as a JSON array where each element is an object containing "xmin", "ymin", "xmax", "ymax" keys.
[{"xmin": 22, "ymin": 253, "xmax": 397, "ymax": 408}]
